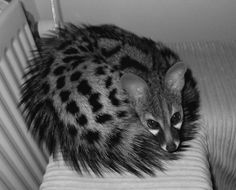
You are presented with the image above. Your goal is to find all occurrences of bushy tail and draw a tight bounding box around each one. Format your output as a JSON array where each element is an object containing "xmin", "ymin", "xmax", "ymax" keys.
[{"xmin": 59, "ymin": 122, "xmax": 179, "ymax": 177}]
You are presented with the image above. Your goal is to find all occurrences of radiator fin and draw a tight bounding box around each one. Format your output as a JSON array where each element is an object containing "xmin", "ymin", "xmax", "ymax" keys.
[{"xmin": 0, "ymin": 1, "xmax": 48, "ymax": 189}]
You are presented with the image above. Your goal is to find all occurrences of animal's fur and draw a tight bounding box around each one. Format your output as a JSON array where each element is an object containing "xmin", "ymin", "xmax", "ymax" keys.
[{"xmin": 21, "ymin": 24, "xmax": 200, "ymax": 177}]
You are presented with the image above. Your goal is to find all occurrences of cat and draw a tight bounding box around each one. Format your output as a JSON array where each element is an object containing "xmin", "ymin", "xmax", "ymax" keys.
[{"xmin": 21, "ymin": 23, "xmax": 200, "ymax": 177}]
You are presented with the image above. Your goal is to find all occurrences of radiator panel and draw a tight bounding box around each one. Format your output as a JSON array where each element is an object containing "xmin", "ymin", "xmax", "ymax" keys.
[{"xmin": 0, "ymin": 0, "xmax": 48, "ymax": 189}]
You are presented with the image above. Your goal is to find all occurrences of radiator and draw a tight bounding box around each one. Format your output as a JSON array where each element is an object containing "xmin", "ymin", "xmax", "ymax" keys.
[{"xmin": 0, "ymin": 1, "xmax": 48, "ymax": 190}]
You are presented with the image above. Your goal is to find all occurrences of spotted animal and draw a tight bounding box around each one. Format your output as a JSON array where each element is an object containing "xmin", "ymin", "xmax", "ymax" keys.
[{"xmin": 21, "ymin": 24, "xmax": 200, "ymax": 176}]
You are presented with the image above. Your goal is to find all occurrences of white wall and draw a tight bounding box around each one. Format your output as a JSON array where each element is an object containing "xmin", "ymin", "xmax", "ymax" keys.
[{"xmin": 34, "ymin": 0, "xmax": 236, "ymax": 42}]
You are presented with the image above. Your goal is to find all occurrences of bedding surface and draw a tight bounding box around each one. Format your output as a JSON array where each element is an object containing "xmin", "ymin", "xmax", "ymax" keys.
[{"xmin": 40, "ymin": 131, "xmax": 211, "ymax": 190}]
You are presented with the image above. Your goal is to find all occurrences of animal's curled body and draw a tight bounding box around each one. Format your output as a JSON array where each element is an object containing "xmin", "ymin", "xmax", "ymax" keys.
[{"xmin": 21, "ymin": 24, "xmax": 200, "ymax": 177}]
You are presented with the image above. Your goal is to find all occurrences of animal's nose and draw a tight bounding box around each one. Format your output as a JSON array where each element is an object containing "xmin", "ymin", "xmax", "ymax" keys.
[{"xmin": 166, "ymin": 142, "xmax": 177, "ymax": 153}]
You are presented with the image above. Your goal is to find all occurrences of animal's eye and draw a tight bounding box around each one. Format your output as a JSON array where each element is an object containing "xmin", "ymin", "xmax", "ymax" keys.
[
  {"xmin": 171, "ymin": 112, "xmax": 181, "ymax": 125},
  {"xmin": 147, "ymin": 119, "xmax": 161, "ymax": 129}
]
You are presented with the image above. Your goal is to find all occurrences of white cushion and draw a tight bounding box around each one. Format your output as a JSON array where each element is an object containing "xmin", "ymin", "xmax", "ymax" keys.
[{"xmin": 40, "ymin": 130, "xmax": 211, "ymax": 190}]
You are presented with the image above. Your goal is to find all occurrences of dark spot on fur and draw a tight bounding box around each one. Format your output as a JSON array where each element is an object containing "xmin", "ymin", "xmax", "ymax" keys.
[
  {"xmin": 82, "ymin": 36, "xmax": 89, "ymax": 43},
  {"xmin": 40, "ymin": 57, "xmax": 54, "ymax": 77},
  {"xmin": 60, "ymin": 90, "xmax": 71, "ymax": 102},
  {"xmin": 76, "ymin": 114, "xmax": 88, "ymax": 126},
  {"xmin": 117, "ymin": 111, "xmax": 127, "ymax": 118},
  {"xmin": 56, "ymin": 76, "xmax": 65, "ymax": 89},
  {"xmin": 56, "ymin": 41, "xmax": 71, "ymax": 50},
  {"xmin": 120, "ymin": 56, "xmax": 148, "ymax": 72},
  {"xmin": 71, "ymin": 62, "xmax": 79, "ymax": 69},
  {"xmin": 95, "ymin": 113, "xmax": 113, "ymax": 124},
  {"xmin": 101, "ymin": 45, "xmax": 121, "ymax": 57},
  {"xmin": 53, "ymin": 66, "xmax": 66, "ymax": 76},
  {"xmin": 45, "ymin": 56, "xmax": 55, "ymax": 66},
  {"xmin": 112, "ymin": 65, "xmax": 119, "ymax": 71},
  {"xmin": 123, "ymin": 99, "xmax": 130, "ymax": 104},
  {"xmin": 66, "ymin": 100, "xmax": 79, "ymax": 115},
  {"xmin": 63, "ymin": 56, "xmax": 84, "ymax": 63},
  {"xmin": 107, "ymin": 128, "xmax": 123, "ymax": 149},
  {"xmin": 83, "ymin": 130, "xmax": 100, "ymax": 144},
  {"xmin": 70, "ymin": 56, "xmax": 87, "ymax": 69},
  {"xmin": 68, "ymin": 124, "xmax": 78, "ymax": 137},
  {"xmin": 64, "ymin": 47, "xmax": 79, "ymax": 55},
  {"xmin": 88, "ymin": 93, "xmax": 103, "ymax": 112},
  {"xmin": 41, "ymin": 82, "xmax": 50, "ymax": 95},
  {"xmin": 86, "ymin": 43, "xmax": 94, "ymax": 52},
  {"xmin": 105, "ymin": 76, "xmax": 112, "ymax": 88},
  {"xmin": 93, "ymin": 55, "xmax": 103, "ymax": 64},
  {"xmin": 109, "ymin": 88, "xmax": 120, "ymax": 106},
  {"xmin": 41, "ymin": 66, "xmax": 51, "ymax": 78},
  {"xmin": 95, "ymin": 66, "xmax": 106, "ymax": 75},
  {"xmin": 159, "ymin": 47, "xmax": 180, "ymax": 69},
  {"xmin": 77, "ymin": 79, "xmax": 92, "ymax": 95},
  {"xmin": 70, "ymin": 71, "xmax": 82, "ymax": 81},
  {"xmin": 78, "ymin": 45, "xmax": 88, "ymax": 52}
]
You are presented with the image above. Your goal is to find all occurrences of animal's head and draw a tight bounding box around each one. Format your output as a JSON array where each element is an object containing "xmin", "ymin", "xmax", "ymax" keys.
[{"xmin": 121, "ymin": 62, "xmax": 187, "ymax": 153}]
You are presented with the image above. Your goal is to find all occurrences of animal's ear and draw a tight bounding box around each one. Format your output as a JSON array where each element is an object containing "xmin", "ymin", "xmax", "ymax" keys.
[
  {"xmin": 120, "ymin": 73, "xmax": 148, "ymax": 103},
  {"xmin": 165, "ymin": 62, "xmax": 187, "ymax": 93}
]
